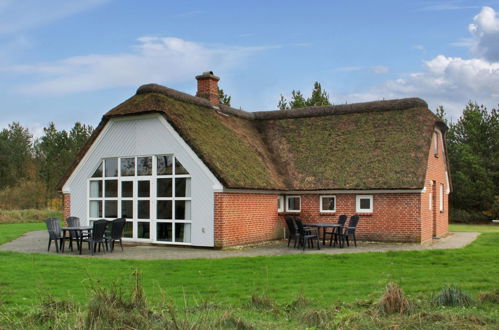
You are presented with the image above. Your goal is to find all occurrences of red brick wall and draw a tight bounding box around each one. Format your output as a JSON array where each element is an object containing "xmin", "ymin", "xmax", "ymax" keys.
[
  {"xmin": 214, "ymin": 192, "xmax": 282, "ymax": 247},
  {"xmin": 287, "ymin": 193, "xmax": 422, "ymax": 242},
  {"xmin": 420, "ymin": 129, "xmax": 449, "ymax": 242},
  {"xmin": 63, "ymin": 193, "xmax": 71, "ymax": 224}
]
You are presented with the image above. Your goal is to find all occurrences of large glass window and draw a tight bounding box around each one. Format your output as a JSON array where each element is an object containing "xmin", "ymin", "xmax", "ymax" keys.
[{"xmin": 88, "ymin": 155, "xmax": 192, "ymax": 244}]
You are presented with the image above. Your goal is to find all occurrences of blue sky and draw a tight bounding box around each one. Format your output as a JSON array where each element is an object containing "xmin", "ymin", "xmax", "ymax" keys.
[{"xmin": 0, "ymin": 0, "xmax": 498, "ymax": 135}]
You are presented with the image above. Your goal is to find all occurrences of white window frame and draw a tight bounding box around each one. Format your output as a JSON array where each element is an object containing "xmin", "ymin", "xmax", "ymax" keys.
[
  {"xmin": 285, "ymin": 196, "xmax": 301, "ymax": 212},
  {"xmin": 277, "ymin": 195, "xmax": 284, "ymax": 212},
  {"xmin": 439, "ymin": 183, "xmax": 444, "ymax": 212},
  {"xmin": 356, "ymin": 195, "xmax": 373, "ymax": 213},
  {"xmin": 320, "ymin": 195, "xmax": 336, "ymax": 213},
  {"xmin": 433, "ymin": 132, "xmax": 438, "ymax": 156}
]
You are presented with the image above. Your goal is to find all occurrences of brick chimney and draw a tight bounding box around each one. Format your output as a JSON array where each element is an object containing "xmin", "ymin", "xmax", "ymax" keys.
[{"xmin": 196, "ymin": 71, "xmax": 220, "ymax": 106}]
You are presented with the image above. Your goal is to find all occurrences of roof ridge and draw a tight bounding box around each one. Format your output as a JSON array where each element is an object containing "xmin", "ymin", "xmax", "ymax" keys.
[{"xmin": 137, "ymin": 83, "xmax": 428, "ymax": 120}]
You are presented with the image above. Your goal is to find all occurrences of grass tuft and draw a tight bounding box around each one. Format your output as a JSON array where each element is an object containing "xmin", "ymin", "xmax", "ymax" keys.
[
  {"xmin": 216, "ymin": 312, "xmax": 256, "ymax": 330},
  {"xmin": 478, "ymin": 289, "xmax": 499, "ymax": 304},
  {"xmin": 433, "ymin": 285, "xmax": 473, "ymax": 307},
  {"xmin": 377, "ymin": 282, "xmax": 411, "ymax": 315},
  {"xmin": 249, "ymin": 293, "xmax": 274, "ymax": 310}
]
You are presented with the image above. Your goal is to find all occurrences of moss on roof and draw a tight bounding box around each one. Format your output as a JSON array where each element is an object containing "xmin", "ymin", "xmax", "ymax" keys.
[{"xmin": 61, "ymin": 83, "xmax": 445, "ymax": 191}]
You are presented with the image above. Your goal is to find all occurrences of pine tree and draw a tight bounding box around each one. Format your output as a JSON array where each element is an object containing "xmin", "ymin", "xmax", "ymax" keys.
[{"xmin": 218, "ymin": 88, "xmax": 231, "ymax": 106}]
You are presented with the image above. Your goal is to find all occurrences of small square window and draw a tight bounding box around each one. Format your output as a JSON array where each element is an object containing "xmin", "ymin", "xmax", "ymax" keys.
[
  {"xmin": 320, "ymin": 196, "xmax": 336, "ymax": 212},
  {"xmin": 356, "ymin": 195, "xmax": 373, "ymax": 213},
  {"xmin": 286, "ymin": 196, "xmax": 301, "ymax": 212}
]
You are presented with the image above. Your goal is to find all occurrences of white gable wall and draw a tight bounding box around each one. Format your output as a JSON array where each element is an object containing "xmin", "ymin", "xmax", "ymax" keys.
[{"xmin": 62, "ymin": 113, "xmax": 222, "ymax": 247}]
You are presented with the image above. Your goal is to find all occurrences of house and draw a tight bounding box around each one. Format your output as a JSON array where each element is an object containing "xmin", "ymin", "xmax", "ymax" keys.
[{"xmin": 60, "ymin": 72, "xmax": 450, "ymax": 247}]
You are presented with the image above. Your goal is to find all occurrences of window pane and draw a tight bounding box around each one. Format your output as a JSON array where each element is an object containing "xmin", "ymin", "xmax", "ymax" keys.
[
  {"xmin": 120, "ymin": 158, "xmax": 135, "ymax": 176},
  {"xmin": 157, "ymin": 178, "xmax": 172, "ymax": 197},
  {"xmin": 137, "ymin": 157, "xmax": 152, "ymax": 176},
  {"xmin": 157, "ymin": 155, "xmax": 173, "ymax": 175},
  {"xmin": 322, "ymin": 197, "xmax": 335, "ymax": 211},
  {"xmin": 92, "ymin": 163, "xmax": 103, "ymax": 177},
  {"xmin": 157, "ymin": 223, "xmax": 172, "ymax": 242},
  {"xmin": 89, "ymin": 181, "xmax": 102, "ymax": 198},
  {"xmin": 175, "ymin": 159, "xmax": 189, "ymax": 175},
  {"xmin": 360, "ymin": 198, "xmax": 371, "ymax": 210},
  {"xmin": 175, "ymin": 178, "xmax": 191, "ymax": 197},
  {"xmin": 138, "ymin": 181, "xmax": 150, "ymax": 197},
  {"xmin": 157, "ymin": 201, "xmax": 172, "ymax": 219},
  {"xmin": 105, "ymin": 180, "xmax": 118, "ymax": 197},
  {"xmin": 105, "ymin": 200, "xmax": 118, "ymax": 218},
  {"xmin": 175, "ymin": 200, "xmax": 191, "ymax": 220},
  {"xmin": 175, "ymin": 223, "xmax": 191, "ymax": 243},
  {"xmin": 121, "ymin": 200, "xmax": 133, "ymax": 218},
  {"xmin": 89, "ymin": 201, "xmax": 102, "ymax": 218},
  {"xmin": 123, "ymin": 221, "xmax": 133, "ymax": 238},
  {"xmin": 121, "ymin": 181, "xmax": 133, "ymax": 198},
  {"xmin": 138, "ymin": 200, "xmax": 150, "ymax": 219},
  {"xmin": 137, "ymin": 222, "xmax": 150, "ymax": 239},
  {"xmin": 105, "ymin": 159, "xmax": 118, "ymax": 177},
  {"xmin": 287, "ymin": 197, "xmax": 300, "ymax": 211}
]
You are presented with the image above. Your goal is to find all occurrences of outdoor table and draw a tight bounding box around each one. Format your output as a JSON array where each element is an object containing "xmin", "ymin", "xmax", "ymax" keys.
[
  {"xmin": 61, "ymin": 226, "xmax": 92, "ymax": 255},
  {"xmin": 305, "ymin": 223, "xmax": 341, "ymax": 245}
]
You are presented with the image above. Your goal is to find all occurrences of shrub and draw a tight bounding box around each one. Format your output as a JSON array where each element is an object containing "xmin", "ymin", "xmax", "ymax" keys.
[
  {"xmin": 450, "ymin": 208, "xmax": 490, "ymax": 223},
  {"xmin": 433, "ymin": 286, "xmax": 473, "ymax": 307},
  {"xmin": 377, "ymin": 282, "xmax": 411, "ymax": 314}
]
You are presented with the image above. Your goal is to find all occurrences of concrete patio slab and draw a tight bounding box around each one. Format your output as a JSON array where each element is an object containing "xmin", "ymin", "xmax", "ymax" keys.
[{"xmin": 0, "ymin": 230, "xmax": 480, "ymax": 260}]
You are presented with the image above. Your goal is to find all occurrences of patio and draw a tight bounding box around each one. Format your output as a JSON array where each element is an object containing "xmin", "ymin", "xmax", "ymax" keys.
[{"xmin": 0, "ymin": 230, "xmax": 479, "ymax": 260}]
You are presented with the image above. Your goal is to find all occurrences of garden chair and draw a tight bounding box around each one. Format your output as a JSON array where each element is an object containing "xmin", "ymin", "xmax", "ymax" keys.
[
  {"xmin": 64, "ymin": 216, "xmax": 82, "ymax": 252},
  {"xmin": 326, "ymin": 214, "xmax": 348, "ymax": 247},
  {"xmin": 84, "ymin": 219, "xmax": 108, "ymax": 255},
  {"xmin": 44, "ymin": 218, "xmax": 64, "ymax": 253},
  {"xmin": 295, "ymin": 218, "xmax": 320, "ymax": 251},
  {"xmin": 285, "ymin": 215, "xmax": 300, "ymax": 248},
  {"xmin": 105, "ymin": 218, "xmax": 126, "ymax": 252},
  {"xmin": 337, "ymin": 215, "xmax": 360, "ymax": 248}
]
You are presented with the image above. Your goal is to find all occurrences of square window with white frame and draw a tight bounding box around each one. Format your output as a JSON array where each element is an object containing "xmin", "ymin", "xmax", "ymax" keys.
[
  {"xmin": 277, "ymin": 196, "xmax": 284, "ymax": 212},
  {"xmin": 356, "ymin": 195, "xmax": 373, "ymax": 213},
  {"xmin": 320, "ymin": 195, "xmax": 336, "ymax": 212},
  {"xmin": 286, "ymin": 196, "xmax": 301, "ymax": 212}
]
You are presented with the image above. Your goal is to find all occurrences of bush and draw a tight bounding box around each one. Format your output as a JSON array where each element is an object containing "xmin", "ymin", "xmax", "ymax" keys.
[
  {"xmin": 450, "ymin": 208, "xmax": 490, "ymax": 223},
  {"xmin": 0, "ymin": 180, "xmax": 47, "ymax": 210},
  {"xmin": 0, "ymin": 209, "xmax": 62, "ymax": 224},
  {"xmin": 433, "ymin": 286, "xmax": 473, "ymax": 307},
  {"xmin": 377, "ymin": 282, "xmax": 411, "ymax": 314}
]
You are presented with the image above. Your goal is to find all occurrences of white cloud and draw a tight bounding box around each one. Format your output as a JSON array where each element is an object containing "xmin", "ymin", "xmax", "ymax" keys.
[
  {"xmin": 369, "ymin": 65, "xmax": 389, "ymax": 74},
  {"xmin": 335, "ymin": 65, "xmax": 389, "ymax": 74},
  {"xmin": 0, "ymin": 0, "xmax": 109, "ymax": 35},
  {"xmin": 4, "ymin": 37, "xmax": 278, "ymax": 94},
  {"xmin": 469, "ymin": 6, "xmax": 499, "ymax": 61}
]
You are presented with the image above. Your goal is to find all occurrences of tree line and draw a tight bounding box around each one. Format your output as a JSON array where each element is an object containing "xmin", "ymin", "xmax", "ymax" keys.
[{"xmin": 0, "ymin": 122, "xmax": 93, "ymax": 209}]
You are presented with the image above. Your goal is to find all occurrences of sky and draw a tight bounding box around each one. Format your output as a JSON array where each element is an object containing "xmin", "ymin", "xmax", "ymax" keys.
[{"xmin": 0, "ymin": 0, "xmax": 498, "ymax": 135}]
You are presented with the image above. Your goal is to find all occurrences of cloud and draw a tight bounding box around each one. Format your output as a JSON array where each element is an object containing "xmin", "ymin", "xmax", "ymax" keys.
[
  {"xmin": 469, "ymin": 6, "xmax": 499, "ymax": 61},
  {"xmin": 335, "ymin": 65, "xmax": 389, "ymax": 74},
  {"xmin": 419, "ymin": 1, "xmax": 479, "ymax": 11},
  {"xmin": 0, "ymin": 0, "xmax": 109, "ymax": 35},
  {"xmin": 4, "ymin": 37, "xmax": 278, "ymax": 94},
  {"xmin": 369, "ymin": 66, "xmax": 389, "ymax": 74}
]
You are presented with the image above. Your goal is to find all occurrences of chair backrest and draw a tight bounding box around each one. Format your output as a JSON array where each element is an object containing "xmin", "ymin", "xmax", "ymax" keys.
[
  {"xmin": 44, "ymin": 218, "xmax": 61, "ymax": 239},
  {"xmin": 284, "ymin": 216, "xmax": 296, "ymax": 235},
  {"xmin": 347, "ymin": 215, "xmax": 360, "ymax": 233},
  {"xmin": 66, "ymin": 216, "xmax": 80, "ymax": 227},
  {"xmin": 110, "ymin": 218, "xmax": 126, "ymax": 240},
  {"xmin": 294, "ymin": 218, "xmax": 307, "ymax": 235},
  {"xmin": 92, "ymin": 219, "xmax": 108, "ymax": 241},
  {"xmin": 337, "ymin": 215, "xmax": 348, "ymax": 226}
]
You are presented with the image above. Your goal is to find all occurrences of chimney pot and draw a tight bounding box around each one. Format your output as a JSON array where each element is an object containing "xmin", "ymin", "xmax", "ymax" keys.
[{"xmin": 195, "ymin": 71, "xmax": 220, "ymax": 106}]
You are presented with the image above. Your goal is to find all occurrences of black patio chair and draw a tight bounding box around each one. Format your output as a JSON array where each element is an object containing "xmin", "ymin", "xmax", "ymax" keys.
[
  {"xmin": 337, "ymin": 215, "xmax": 360, "ymax": 248},
  {"xmin": 285, "ymin": 215, "xmax": 300, "ymax": 248},
  {"xmin": 105, "ymin": 218, "xmax": 126, "ymax": 252},
  {"xmin": 327, "ymin": 214, "xmax": 348, "ymax": 247},
  {"xmin": 44, "ymin": 218, "xmax": 64, "ymax": 252},
  {"xmin": 64, "ymin": 216, "xmax": 81, "ymax": 252},
  {"xmin": 85, "ymin": 219, "xmax": 108, "ymax": 255},
  {"xmin": 295, "ymin": 218, "xmax": 320, "ymax": 251}
]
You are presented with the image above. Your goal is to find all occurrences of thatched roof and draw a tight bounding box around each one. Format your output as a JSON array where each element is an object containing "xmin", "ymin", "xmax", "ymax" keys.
[{"xmin": 60, "ymin": 83, "xmax": 447, "ymax": 191}]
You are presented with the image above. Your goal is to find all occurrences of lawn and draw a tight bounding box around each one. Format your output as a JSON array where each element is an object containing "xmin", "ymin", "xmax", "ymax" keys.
[
  {"xmin": 450, "ymin": 223, "xmax": 499, "ymax": 233},
  {"xmin": 0, "ymin": 223, "xmax": 497, "ymax": 328}
]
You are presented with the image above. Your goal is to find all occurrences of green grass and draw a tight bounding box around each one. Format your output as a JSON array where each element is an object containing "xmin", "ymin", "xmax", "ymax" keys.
[
  {"xmin": 450, "ymin": 223, "xmax": 499, "ymax": 233},
  {"xmin": 0, "ymin": 209, "xmax": 62, "ymax": 225},
  {"xmin": 0, "ymin": 222, "xmax": 45, "ymax": 245}
]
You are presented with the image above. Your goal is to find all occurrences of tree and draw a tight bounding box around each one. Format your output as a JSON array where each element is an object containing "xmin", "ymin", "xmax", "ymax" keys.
[
  {"xmin": 0, "ymin": 122, "xmax": 34, "ymax": 189},
  {"xmin": 277, "ymin": 81, "xmax": 332, "ymax": 109},
  {"xmin": 218, "ymin": 88, "xmax": 231, "ymax": 106}
]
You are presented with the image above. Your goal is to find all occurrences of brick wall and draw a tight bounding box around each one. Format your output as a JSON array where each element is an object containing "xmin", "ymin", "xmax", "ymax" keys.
[
  {"xmin": 420, "ymin": 129, "xmax": 449, "ymax": 242},
  {"xmin": 63, "ymin": 193, "xmax": 71, "ymax": 224},
  {"xmin": 285, "ymin": 193, "xmax": 422, "ymax": 242},
  {"xmin": 214, "ymin": 192, "xmax": 282, "ymax": 247}
]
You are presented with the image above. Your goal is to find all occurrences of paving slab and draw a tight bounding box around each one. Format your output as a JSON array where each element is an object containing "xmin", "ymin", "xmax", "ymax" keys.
[{"xmin": 0, "ymin": 231, "xmax": 480, "ymax": 260}]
